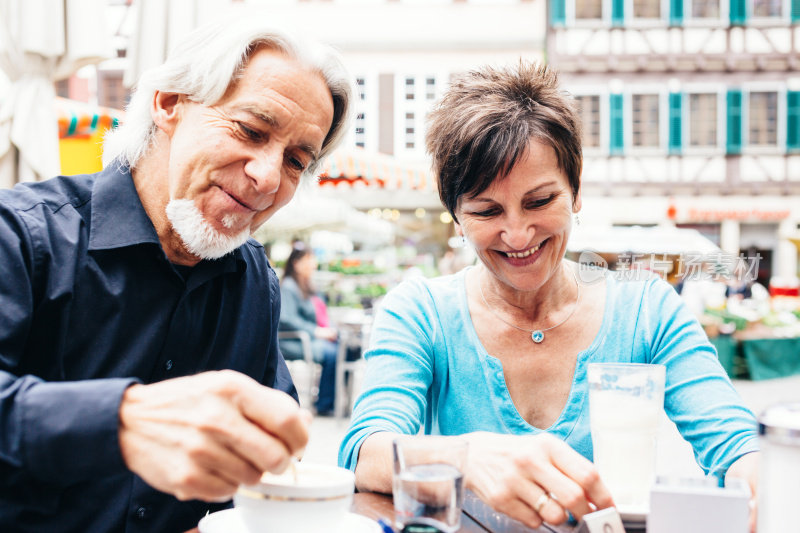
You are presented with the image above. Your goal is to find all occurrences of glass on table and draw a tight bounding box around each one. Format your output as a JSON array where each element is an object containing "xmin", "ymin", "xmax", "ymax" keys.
[
  {"xmin": 392, "ymin": 436, "xmax": 467, "ymax": 533},
  {"xmin": 587, "ymin": 363, "xmax": 666, "ymax": 512}
]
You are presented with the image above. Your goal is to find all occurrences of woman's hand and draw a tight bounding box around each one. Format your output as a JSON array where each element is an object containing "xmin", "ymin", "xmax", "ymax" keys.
[
  {"xmin": 726, "ymin": 451, "xmax": 760, "ymax": 533},
  {"xmin": 463, "ymin": 432, "xmax": 614, "ymax": 529},
  {"xmin": 314, "ymin": 326, "xmax": 338, "ymax": 342}
]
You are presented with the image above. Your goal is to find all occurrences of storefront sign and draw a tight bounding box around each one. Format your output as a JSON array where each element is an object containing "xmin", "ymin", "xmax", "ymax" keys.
[{"xmin": 667, "ymin": 205, "xmax": 791, "ymax": 222}]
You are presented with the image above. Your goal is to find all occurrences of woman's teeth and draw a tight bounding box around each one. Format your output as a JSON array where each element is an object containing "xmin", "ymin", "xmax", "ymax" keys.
[{"xmin": 505, "ymin": 242, "xmax": 542, "ymax": 258}]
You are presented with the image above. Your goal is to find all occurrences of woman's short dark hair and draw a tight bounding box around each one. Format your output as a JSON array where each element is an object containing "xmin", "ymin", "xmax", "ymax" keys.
[{"xmin": 426, "ymin": 61, "xmax": 582, "ymax": 222}]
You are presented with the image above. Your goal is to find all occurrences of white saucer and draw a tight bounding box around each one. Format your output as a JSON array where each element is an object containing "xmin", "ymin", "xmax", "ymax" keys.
[
  {"xmin": 617, "ymin": 504, "xmax": 648, "ymax": 524},
  {"xmin": 198, "ymin": 508, "xmax": 383, "ymax": 533}
]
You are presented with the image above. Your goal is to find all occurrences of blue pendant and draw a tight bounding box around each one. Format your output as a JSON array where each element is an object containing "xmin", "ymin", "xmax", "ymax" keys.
[{"xmin": 531, "ymin": 331, "xmax": 544, "ymax": 343}]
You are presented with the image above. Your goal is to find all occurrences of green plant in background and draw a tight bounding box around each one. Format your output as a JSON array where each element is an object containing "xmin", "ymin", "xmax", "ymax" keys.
[
  {"xmin": 355, "ymin": 284, "xmax": 387, "ymax": 299},
  {"xmin": 326, "ymin": 260, "xmax": 384, "ymax": 275},
  {"xmin": 704, "ymin": 308, "xmax": 748, "ymax": 331}
]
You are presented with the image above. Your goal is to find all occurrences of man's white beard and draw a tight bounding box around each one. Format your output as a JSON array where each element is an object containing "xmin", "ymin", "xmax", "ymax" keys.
[{"xmin": 165, "ymin": 199, "xmax": 251, "ymax": 260}]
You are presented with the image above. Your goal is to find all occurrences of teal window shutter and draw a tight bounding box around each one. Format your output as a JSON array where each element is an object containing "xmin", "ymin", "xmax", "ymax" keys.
[
  {"xmin": 730, "ymin": 0, "xmax": 746, "ymax": 25},
  {"xmin": 788, "ymin": 91, "xmax": 800, "ymax": 151},
  {"xmin": 669, "ymin": 92, "xmax": 682, "ymax": 154},
  {"xmin": 612, "ymin": 0, "xmax": 625, "ymax": 25},
  {"xmin": 793, "ymin": 0, "xmax": 800, "ymax": 23},
  {"xmin": 670, "ymin": 0, "xmax": 684, "ymax": 25},
  {"xmin": 610, "ymin": 94, "xmax": 624, "ymax": 155},
  {"xmin": 726, "ymin": 89, "xmax": 742, "ymax": 155},
  {"xmin": 551, "ymin": 0, "xmax": 566, "ymax": 26}
]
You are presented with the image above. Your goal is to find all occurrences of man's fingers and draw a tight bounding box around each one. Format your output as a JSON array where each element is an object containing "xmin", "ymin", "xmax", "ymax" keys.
[
  {"xmin": 207, "ymin": 408, "xmax": 296, "ymax": 477},
  {"xmin": 191, "ymin": 436, "xmax": 265, "ymax": 487},
  {"xmin": 177, "ymin": 472, "xmax": 238, "ymax": 503},
  {"xmin": 232, "ymin": 378, "xmax": 311, "ymax": 456}
]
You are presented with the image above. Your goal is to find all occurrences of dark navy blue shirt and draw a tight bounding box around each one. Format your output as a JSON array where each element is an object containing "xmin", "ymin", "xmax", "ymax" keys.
[{"xmin": 0, "ymin": 164, "xmax": 297, "ymax": 532}]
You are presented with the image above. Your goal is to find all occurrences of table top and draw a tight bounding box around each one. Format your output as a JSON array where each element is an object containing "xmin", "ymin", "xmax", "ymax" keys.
[
  {"xmin": 189, "ymin": 492, "xmax": 647, "ymax": 532},
  {"xmin": 352, "ymin": 492, "xmax": 647, "ymax": 533},
  {"xmin": 352, "ymin": 492, "xmax": 489, "ymax": 532}
]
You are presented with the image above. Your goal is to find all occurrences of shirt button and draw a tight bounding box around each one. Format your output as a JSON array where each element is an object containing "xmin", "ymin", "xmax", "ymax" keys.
[
  {"xmin": 165, "ymin": 360, "xmax": 174, "ymax": 371},
  {"xmin": 136, "ymin": 506, "xmax": 148, "ymax": 520}
]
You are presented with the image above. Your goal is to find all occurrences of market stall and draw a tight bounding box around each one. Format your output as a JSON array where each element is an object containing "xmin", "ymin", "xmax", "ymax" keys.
[
  {"xmin": 315, "ymin": 147, "xmax": 441, "ymax": 210},
  {"xmin": 57, "ymin": 97, "xmax": 122, "ymax": 175},
  {"xmin": 567, "ymin": 224, "xmax": 800, "ymax": 380},
  {"xmin": 566, "ymin": 224, "xmax": 724, "ymax": 286}
]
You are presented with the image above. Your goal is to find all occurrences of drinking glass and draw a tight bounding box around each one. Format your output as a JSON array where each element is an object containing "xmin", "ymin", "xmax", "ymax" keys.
[
  {"xmin": 587, "ymin": 363, "xmax": 666, "ymax": 511},
  {"xmin": 392, "ymin": 436, "xmax": 468, "ymax": 533}
]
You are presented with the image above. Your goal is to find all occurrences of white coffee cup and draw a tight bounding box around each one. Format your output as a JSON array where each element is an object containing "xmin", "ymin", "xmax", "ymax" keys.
[{"xmin": 233, "ymin": 462, "xmax": 355, "ymax": 533}]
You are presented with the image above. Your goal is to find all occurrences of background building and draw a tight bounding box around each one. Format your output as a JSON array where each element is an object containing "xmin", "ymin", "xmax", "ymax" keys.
[
  {"xmin": 548, "ymin": 0, "xmax": 800, "ymax": 282},
  {"xmin": 17, "ymin": 0, "xmax": 800, "ymax": 282}
]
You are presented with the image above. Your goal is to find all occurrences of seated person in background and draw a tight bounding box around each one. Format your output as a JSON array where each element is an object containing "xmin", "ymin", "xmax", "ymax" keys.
[
  {"xmin": 279, "ymin": 244, "xmax": 339, "ymax": 415},
  {"xmin": 339, "ymin": 61, "xmax": 759, "ymax": 531}
]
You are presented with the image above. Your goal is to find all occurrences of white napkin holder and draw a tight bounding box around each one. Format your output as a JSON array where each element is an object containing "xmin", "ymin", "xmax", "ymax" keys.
[{"xmin": 648, "ymin": 476, "xmax": 750, "ymax": 533}]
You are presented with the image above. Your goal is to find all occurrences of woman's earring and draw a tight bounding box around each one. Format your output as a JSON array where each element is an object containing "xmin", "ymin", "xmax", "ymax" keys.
[
  {"xmin": 574, "ymin": 213, "xmax": 581, "ymax": 226},
  {"xmin": 461, "ymin": 235, "xmax": 466, "ymax": 246}
]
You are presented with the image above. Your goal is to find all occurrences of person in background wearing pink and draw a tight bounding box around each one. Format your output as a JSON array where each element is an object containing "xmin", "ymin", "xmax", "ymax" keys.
[{"xmin": 279, "ymin": 243, "xmax": 339, "ymax": 415}]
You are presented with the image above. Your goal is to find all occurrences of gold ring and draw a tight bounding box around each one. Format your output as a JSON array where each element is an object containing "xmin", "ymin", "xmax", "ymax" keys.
[{"xmin": 533, "ymin": 492, "xmax": 550, "ymax": 514}]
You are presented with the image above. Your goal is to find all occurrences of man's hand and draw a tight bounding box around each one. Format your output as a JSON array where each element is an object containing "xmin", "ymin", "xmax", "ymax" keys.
[{"xmin": 118, "ymin": 370, "xmax": 311, "ymax": 502}]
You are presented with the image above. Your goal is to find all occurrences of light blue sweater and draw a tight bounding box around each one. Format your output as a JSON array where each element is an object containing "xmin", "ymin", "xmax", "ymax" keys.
[{"xmin": 338, "ymin": 267, "xmax": 758, "ymax": 480}]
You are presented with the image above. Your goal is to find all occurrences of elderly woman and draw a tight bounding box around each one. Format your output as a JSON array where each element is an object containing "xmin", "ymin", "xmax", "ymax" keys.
[{"xmin": 338, "ymin": 62, "xmax": 759, "ymax": 529}]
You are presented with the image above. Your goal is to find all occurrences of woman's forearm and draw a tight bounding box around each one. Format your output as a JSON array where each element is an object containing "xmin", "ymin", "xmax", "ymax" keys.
[{"xmin": 353, "ymin": 432, "xmax": 397, "ymax": 493}]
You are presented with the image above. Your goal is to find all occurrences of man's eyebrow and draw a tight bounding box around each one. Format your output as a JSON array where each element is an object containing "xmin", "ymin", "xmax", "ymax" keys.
[
  {"xmin": 299, "ymin": 144, "xmax": 320, "ymax": 163},
  {"xmin": 237, "ymin": 104, "xmax": 321, "ymax": 161},
  {"xmin": 240, "ymin": 105, "xmax": 278, "ymax": 127}
]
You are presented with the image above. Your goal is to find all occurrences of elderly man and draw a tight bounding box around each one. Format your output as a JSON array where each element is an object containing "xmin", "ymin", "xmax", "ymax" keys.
[{"xmin": 0, "ymin": 18, "xmax": 352, "ymax": 533}]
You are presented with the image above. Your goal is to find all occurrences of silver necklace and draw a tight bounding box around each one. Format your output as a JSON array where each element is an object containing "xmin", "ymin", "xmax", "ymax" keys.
[{"xmin": 478, "ymin": 267, "xmax": 580, "ymax": 344}]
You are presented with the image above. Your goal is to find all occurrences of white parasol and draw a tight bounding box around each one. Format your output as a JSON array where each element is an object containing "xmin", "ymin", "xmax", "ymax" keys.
[
  {"xmin": 253, "ymin": 190, "xmax": 394, "ymax": 245},
  {"xmin": 0, "ymin": 0, "xmax": 110, "ymax": 187}
]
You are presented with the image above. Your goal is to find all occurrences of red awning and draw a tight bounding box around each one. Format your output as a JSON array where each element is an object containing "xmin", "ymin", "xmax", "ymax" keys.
[{"xmin": 317, "ymin": 147, "xmax": 434, "ymax": 192}]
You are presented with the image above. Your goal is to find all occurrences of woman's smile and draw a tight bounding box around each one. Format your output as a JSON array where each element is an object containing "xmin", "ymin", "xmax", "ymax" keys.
[{"xmin": 498, "ymin": 238, "xmax": 547, "ymax": 266}]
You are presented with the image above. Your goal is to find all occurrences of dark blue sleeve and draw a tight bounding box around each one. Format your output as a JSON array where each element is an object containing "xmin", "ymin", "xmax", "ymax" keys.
[
  {"xmin": 264, "ymin": 267, "xmax": 298, "ymax": 402},
  {"xmin": 0, "ymin": 201, "xmax": 136, "ymax": 485}
]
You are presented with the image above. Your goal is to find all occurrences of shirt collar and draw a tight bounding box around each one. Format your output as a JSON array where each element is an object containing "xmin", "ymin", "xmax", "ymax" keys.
[
  {"xmin": 89, "ymin": 162, "xmax": 161, "ymax": 250},
  {"xmin": 88, "ymin": 161, "xmax": 247, "ymax": 273}
]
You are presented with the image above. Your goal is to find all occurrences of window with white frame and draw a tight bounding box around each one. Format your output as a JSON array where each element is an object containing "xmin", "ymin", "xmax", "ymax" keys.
[
  {"xmin": 405, "ymin": 112, "xmax": 416, "ymax": 150},
  {"xmin": 748, "ymin": 91, "xmax": 778, "ymax": 146},
  {"xmin": 356, "ymin": 77, "xmax": 366, "ymax": 101},
  {"xmin": 690, "ymin": 0, "xmax": 720, "ymax": 17},
  {"xmin": 425, "ymin": 77, "xmax": 437, "ymax": 101},
  {"xmin": 395, "ymin": 73, "xmax": 449, "ymax": 156},
  {"xmin": 350, "ymin": 73, "xmax": 378, "ymax": 151},
  {"xmin": 355, "ymin": 112, "xmax": 366, "ymax": 148},
  {"xmin": 688, "ymin": 93, "xmax": 718, "ymax": 147},
  {"xmin": 575, "ymin": 95, "xmax": 601, "ymax": 148},
  {"xmin": 575, "ymin": 0, "xmax": 603, "ymax": 19},
  {"xmin": 632, "ymin": 94, "xmax": 660, "ymax": 147},
  {"xmin": 752, "ymin": 0, "xmax": 782, "ymax": 17},
  {"xmin": 633, "ymin": 0, "xmax": 661, "ymax": 18},
  {"xmin": 405, "ymin": 77, "xmax": 415, "ymax": 101}
]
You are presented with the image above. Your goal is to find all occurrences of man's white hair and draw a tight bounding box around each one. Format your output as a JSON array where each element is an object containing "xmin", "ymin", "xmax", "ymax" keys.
[{"xmin": 103, "ymin": 16, "xmax": 353, "ymax": 176}]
